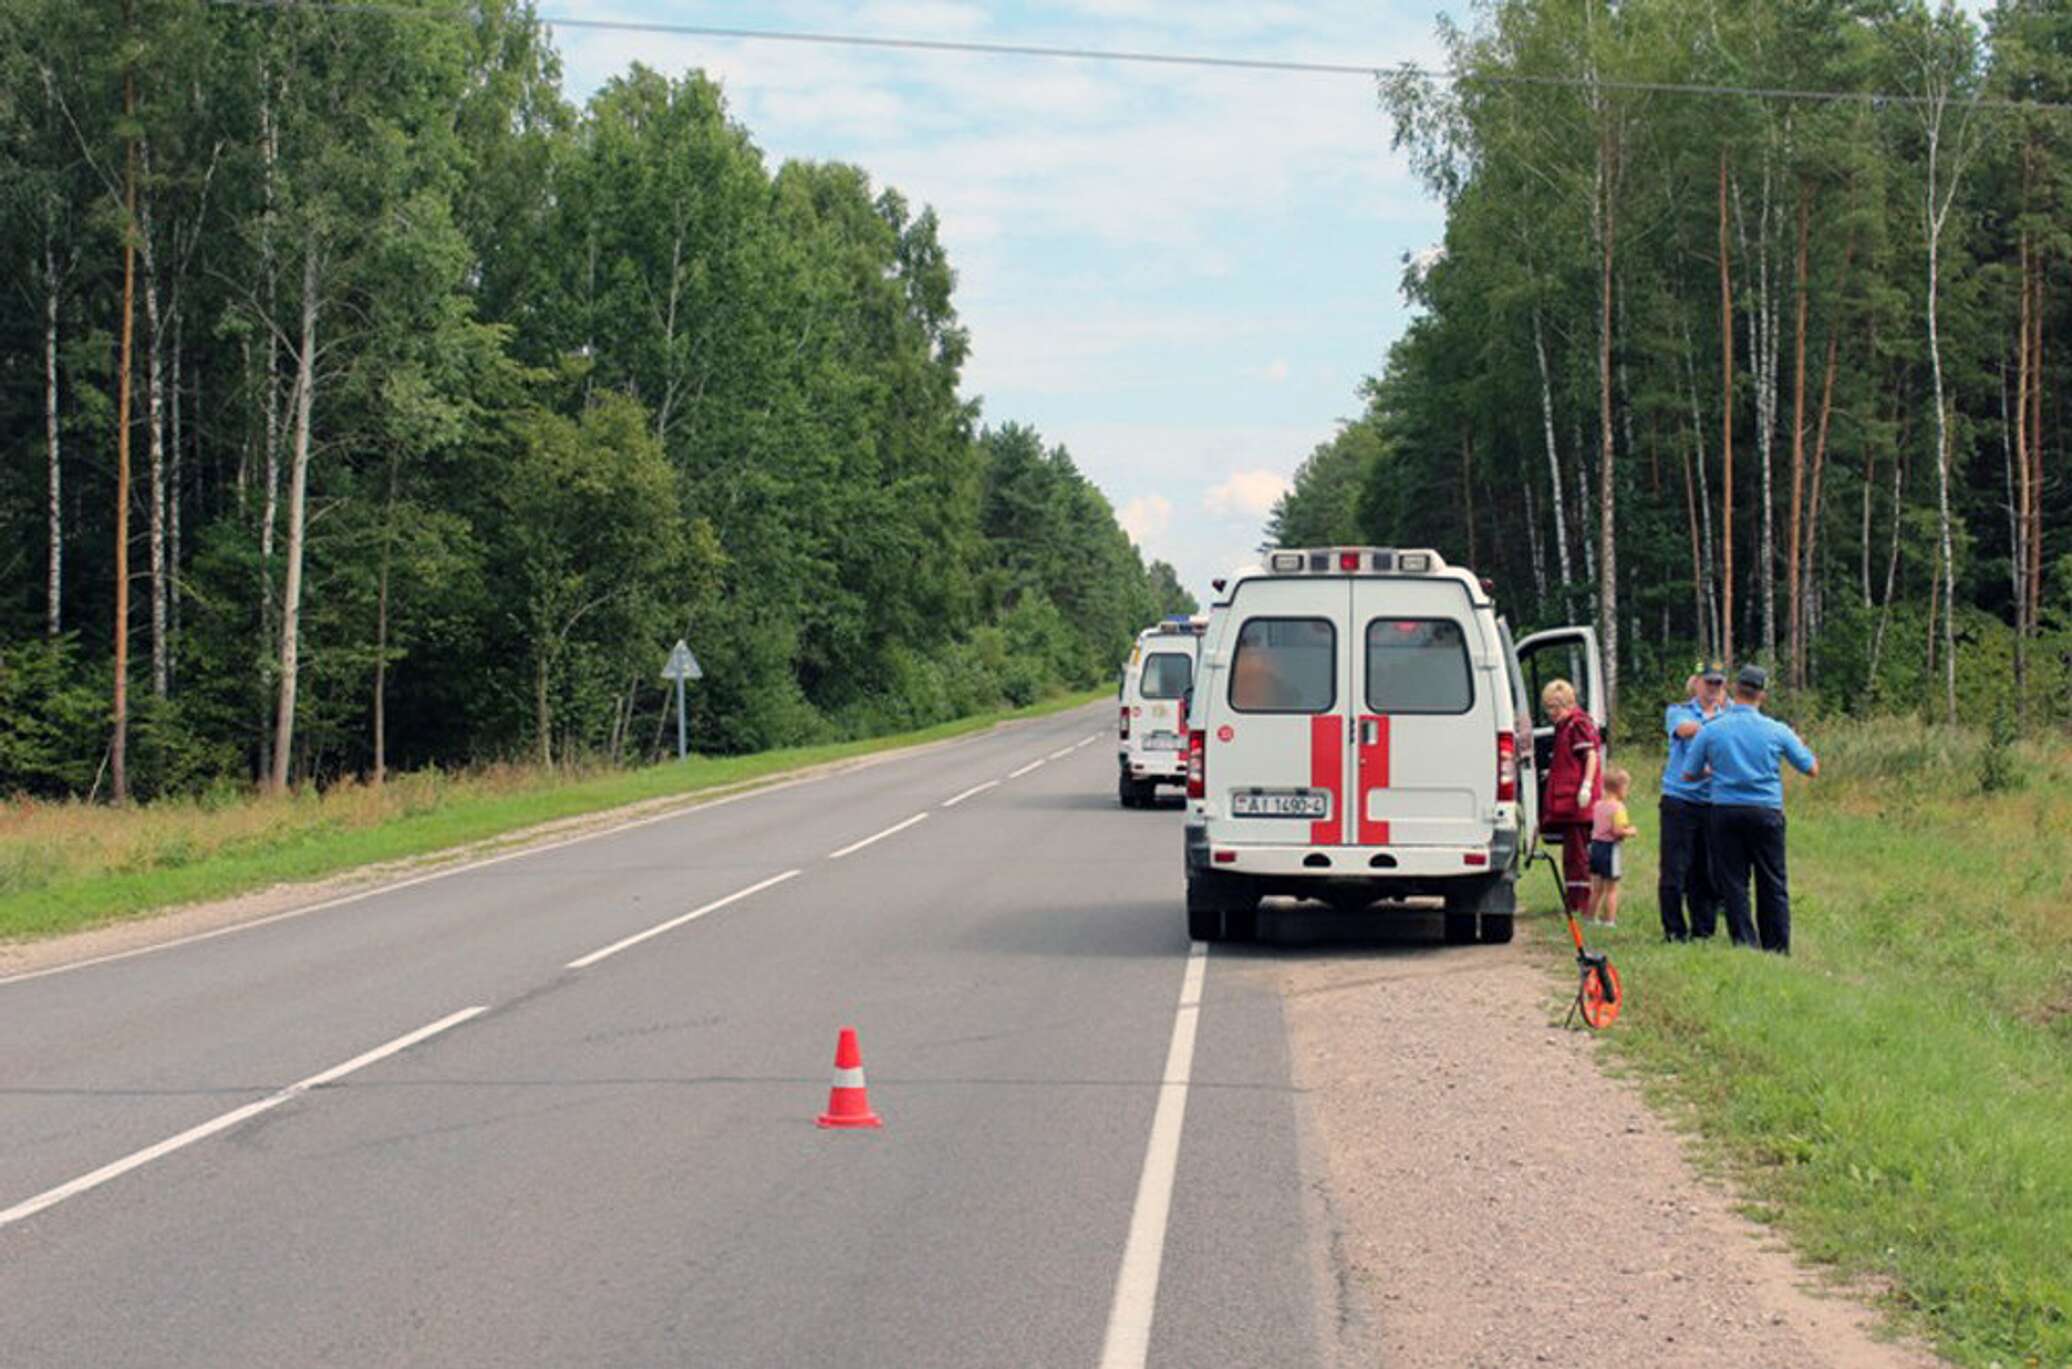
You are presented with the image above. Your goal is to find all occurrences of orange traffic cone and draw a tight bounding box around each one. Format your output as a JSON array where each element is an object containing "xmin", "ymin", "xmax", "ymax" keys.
[{"xmin": 816, "ymin": 1026, "xmax": 883, "ymax": 1129}]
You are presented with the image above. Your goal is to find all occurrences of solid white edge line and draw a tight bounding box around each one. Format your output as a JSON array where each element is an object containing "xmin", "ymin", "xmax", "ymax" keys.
[
  {"xmin": 1, "ymin": 700, "xmax": 1111, "ymax": 991},
  {"xmin": 826, "ymin": 812, "xmax": 930, "ymax": 861},
  {"xmin": 566, "ymin": 869, "xmax": 801, "ymax": 969},
  {"xmin": 1007, "ymin": 759, "xmax": 1046, "ymax": 779},
  {"xmin": 1096, "ymin": 941, "xmax": 1208, "ymax": 1369},
  {"xmin": 1047, "ymin": 746, "xmax": 1076, "ymax": 760},
  {"xmin": 0, "ymin": 1005, "xmax": 488, "ymax": 1231},
  {"xmin": 941, "ymin": 780, "xmax": 1000, "ymax": 808}
]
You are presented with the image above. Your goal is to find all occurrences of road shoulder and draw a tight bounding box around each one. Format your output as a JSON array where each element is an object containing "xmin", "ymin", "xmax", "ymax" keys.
[{"xmin": 1275, "ymin": 917, "xmax": 1944, "ymax": 1368}]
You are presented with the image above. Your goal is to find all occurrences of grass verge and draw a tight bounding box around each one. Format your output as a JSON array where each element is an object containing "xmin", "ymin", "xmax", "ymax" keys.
[
  {"xmin": 0, "ymin": 688, "xmax": 1106, "ymax": 943},
  {"xmin": 1528, "ymin": 717, "xmax": 2070, "ymax": 1367}
]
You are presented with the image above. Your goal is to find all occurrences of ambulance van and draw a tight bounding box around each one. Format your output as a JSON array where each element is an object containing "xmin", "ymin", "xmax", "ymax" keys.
[
  {"xmin": 1181, "ymin": 547, "xmax": 1603, "ymax": 944},
  {"xmin": 1117, "ymin": 617, "xmax": 1206, "ymax": 806}
]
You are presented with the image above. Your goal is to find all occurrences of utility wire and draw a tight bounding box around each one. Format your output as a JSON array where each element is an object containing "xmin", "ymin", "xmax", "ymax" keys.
[{"xmin": 208, "ymin": 0, "xmax": 2072, "ymax": 114}]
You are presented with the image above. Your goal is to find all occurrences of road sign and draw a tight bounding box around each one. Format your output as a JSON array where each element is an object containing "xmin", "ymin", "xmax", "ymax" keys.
[
  {"xmin": 661, "ymin": 639, "xmax": 702, "ymax": 681},
  {"xmin": 661, "ymin": 639, "xmax": 702, "ymax": 760}
]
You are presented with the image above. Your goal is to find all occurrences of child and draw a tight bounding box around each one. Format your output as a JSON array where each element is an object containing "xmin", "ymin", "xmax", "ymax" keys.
[{"xmin": 1587, "ymin": 768, "xmax": 1639, "ymax": 926}]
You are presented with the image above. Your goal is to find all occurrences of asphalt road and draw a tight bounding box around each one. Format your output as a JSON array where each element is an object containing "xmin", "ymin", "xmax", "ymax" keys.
[{"xmin": 0, "ymin": 704, "xmax": 1330, "ymax": 1368}]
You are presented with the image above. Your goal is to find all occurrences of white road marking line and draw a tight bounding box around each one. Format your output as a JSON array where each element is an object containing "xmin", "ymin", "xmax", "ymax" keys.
[
  {"xmin": 0, "ymin": 1005, "xmax": 487, "ymax": 1231},
  {"xmin": 566, "ymin": 870, "xmax": 801, "ymax": 969},
  {"xmin": 1075, "ymin": 734, "xmax": 1102, "ymax": 749},
  {"xmin": 1007, "ymin": 759, "xmax": 1046, "ymax": 779},
  {"xmin": 1097, "ymin": 942, "xmax": 1208, "ymax": 1369},
  {"xmin": 941, "ymin": 780, "xmax": 1000, "ymax": 808},
  {"xmin": 827, "ymin": 812, "xmax": 930, "ymax": 861},
  {"xmin": 1047, "ymin": 745, "xmax": 1076, "ymax": 760}
]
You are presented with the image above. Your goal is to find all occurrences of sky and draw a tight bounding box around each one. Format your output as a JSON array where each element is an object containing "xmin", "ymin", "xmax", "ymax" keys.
[{"xmin": 548, "ymin": 1, "xmax": 1455, "ymax": 607}]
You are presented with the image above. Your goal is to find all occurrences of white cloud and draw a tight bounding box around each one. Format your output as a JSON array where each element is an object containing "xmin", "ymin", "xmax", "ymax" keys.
[
  {"xmin": 1203, "ymin": 469, "xmax": 1291, "ymax": 518},
  {"xmin": 1118, "ymin": 493, "xmax": 1174, "ymax": 545}
]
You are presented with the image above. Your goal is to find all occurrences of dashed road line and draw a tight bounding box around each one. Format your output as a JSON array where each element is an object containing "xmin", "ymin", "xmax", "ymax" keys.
[
  {"xmin": 1075, "ymin": 734, "xmax": 1103, "ymax": 749},
  {"xmin": 1047, "ymin": 745, "xmax": 1076, "ymax": 760},
  {"xmin": 566, "ymin": 870, "xmax": 802, "ymax": 969},
  {"xmin": 1096, "ymin": 941, "xmax": 1208, "ymax": 1369},
  {"xmin": 827, "ymin": 813, "xmax": 930, "ymax": 861},
  {"xmin": 1007, "ymin": 759, "xmax": 1046, "ymax": 779},
  {"xmin": 941, "ymin": 780, "xmax": 1000, "ymax": 808},
  {"xmin": 0, "ymin": 1005, "xmax": 489, "ymax": 1231}
]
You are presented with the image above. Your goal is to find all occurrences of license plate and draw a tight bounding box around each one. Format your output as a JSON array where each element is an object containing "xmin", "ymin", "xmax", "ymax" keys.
[
  {"xmin": 1232, "ymin": 789, "xmax": 1329, "ymax": 819},
  {"xmin": 1144, "ymin": 733, "xmax": 1181, "ymax": 751}
]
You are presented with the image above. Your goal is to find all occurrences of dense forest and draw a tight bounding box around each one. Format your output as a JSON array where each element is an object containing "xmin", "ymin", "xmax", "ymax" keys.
[
  {"xmin": 0, "ymin": 0, "xmax": 1193, "ymax": 800},
  {"xmin": 1270, "ymin": 0, "xmax": 2068, "ymax": 729}
]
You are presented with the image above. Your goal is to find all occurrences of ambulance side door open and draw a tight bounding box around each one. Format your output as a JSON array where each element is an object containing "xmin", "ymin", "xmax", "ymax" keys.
[
  {"xmin": 1497, "ymin": 618, "xmax": 1540, "ymax": 857},
  {"xmin": 1512, "ymin": 625, "xmax": 1607, "ymax": 810}
]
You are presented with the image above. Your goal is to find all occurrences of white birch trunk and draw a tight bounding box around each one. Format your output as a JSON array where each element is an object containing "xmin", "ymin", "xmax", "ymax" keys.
[
  {"xmin": 1532, "ymin": 310, "xmax": 1574, "ymax": 598},
  {"xmin": 140, "ymin": 188, "xmax": 168, "ymax": 699},
  {"xmin": 271, "ymin": 243, "xmax": 319, "ymax": 792},
  {"xmin": 43, "ymin": 231, "xmax": 62, "ymax": 638}
]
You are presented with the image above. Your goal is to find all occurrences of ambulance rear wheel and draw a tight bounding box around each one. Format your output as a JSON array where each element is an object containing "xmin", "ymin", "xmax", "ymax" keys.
[
  {"xmin": 1477, "ymin": 913, "xmax": 1515, "ymax": 944},
  {"xmin": 1186, "ymin": 874, "xmax": 1236, "ymax": 942},
  {"xmin": 1222, "ymin": 903, "xmax": 1258, "ymax": 942},
  {"xmin": 1443, "ymin": 913, "xmax": 1478, "ymax": 945}
]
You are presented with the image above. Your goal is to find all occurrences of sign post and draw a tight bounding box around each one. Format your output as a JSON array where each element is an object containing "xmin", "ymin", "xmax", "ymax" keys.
[{"xmin": 660, "ymin": 639, "xmax": 703, "ymax": 761}]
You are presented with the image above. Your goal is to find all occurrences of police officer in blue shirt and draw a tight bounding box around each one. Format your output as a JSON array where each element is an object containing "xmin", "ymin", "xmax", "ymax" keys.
[
  {"xmin": 1682, "ymin": 665, "xmax": 1819, "ymax": 953},
  {"xmin": 1658, "ymin": 662, "xmax": 1727, "ymax": 942}
]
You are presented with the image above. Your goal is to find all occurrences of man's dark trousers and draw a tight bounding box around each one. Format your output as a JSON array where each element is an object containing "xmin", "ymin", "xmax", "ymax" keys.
[
  {"xmin": 1657, "ymin": 795, "xmax": 1720, "ymax": 940},
  {"xmin": 1709, "ymin": 804, "xmax": 1790, "ymax": 953}
]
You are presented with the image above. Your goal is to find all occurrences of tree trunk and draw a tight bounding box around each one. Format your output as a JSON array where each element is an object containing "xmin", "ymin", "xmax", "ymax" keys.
[
  {"xmin": 1802, "ymin": 319, "xmax": 1840, "ymax": 684},
  {"xmin": 1681, "ymin": 435, "xmax": 1705, "ymax": 654},
  {"xmin": 2011, "ymin": 250, "xmax": 2030, "ymax": 725},
  {"xmin": 43, "ymin": 230, "xmax": 62, "ymax": 638},
  {"xmin": 1574, "ymin": 417, "xmax": 1596, "ymax": 585},
  {"xmin": 373, "ymin": 450, "xmax": 399, "ymax": 785},
  {"xmin": 1718, "ymin": 146, "xmax": 1736, "ymax": 666},
  {"xmin": 270, "ymin": 242, "xmax": 319, "ymax": 794},
  {"xmin": 112, "ymin": 55, "xmax": 137, "ymax": 806},
  {"xmin": 2026, "ymin": 262, "xmax": 2044, "ymax": 653},
  {"xmin": 1786, "ymin": 188, "xmax": 1810, "ymax": 685},
  {"xmin": 1461, "ymin": 426, "xmax": 1477, "ymax": 568},
  {"xmin": 1532, "ymin": 309, "xmax": 1574, "ymax": 603},
  {"xmin": 1926, "ymin": 227, "xmax": 1958, "ymax": 724},
  {"xmin": 1596, "ymin": 118, "xmax": 1619, "ymax": 722},
  {"xmin": 1683, "ymin": 316, "xmax": 1720, "ymax": 655},
  {"xmin": 1867, "ymin": 429, "xmax": 1907, "ymax": 697},
  {"xmin": 142, "ymin": 220, "xmax": 168, "ymax": 700},
  {"xmin": 169, "ymin": 305, "xmax": 183, "ymax": 689},
  {"xmin": 257, "ymin": 55, "xmax": 282, "ymax": 781},
  {"xmin": 1522, "ymin": 472, "xmax": 1547, "ymax": 610},
  {"xmin": 536, "ymin": 650, "xmax": 553, "ymax": 770}
]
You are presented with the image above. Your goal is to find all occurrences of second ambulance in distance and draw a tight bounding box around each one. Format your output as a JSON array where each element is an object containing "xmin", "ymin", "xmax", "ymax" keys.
[
  {"xmin": 1182, "ymin": 547, "xmax": 1604, "ymax": 944},
  {"xmin": 1117, "ymin": 617, "xmax": 1205, "ymax": 806}
]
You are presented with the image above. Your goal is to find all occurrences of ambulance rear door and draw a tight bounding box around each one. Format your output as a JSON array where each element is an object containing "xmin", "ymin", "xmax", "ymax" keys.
[{"xmin": 1211, "ymin": 576, "xmax": 1351, "ymax": 847}]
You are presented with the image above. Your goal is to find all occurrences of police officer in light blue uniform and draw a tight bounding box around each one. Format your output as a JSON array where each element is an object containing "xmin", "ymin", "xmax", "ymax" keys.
[
  {"xmin": 1682, "ymin": 665, "xmax": 1819, "ymax": 954},
  {"xmin": 1658, "ymin": 662, "xmax": 1726, "ymax": 942}
]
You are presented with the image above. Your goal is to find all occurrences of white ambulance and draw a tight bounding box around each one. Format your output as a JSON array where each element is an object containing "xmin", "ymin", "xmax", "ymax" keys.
[
  {"xmin": 1181, "ymin": 547, "xmax": 1604, "ymax": 944},
  {"xmin": 1117, "ymin": 617, "xmax": 1206, "ymax": 806}
]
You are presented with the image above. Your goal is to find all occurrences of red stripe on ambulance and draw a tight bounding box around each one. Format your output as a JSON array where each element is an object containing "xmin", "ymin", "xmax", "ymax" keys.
[
  {"xmin": 1357, "ymin": 714, "xmax": 1391, "ymax": 846},
  {"xmin": 1309, "ymin": 714, "xmax": 1342, "ymax": 845}
]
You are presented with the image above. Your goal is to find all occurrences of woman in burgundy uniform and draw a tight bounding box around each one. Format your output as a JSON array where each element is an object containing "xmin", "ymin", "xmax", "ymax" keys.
[{"xmin": 1539, "ymin": 679, "xmax": 1602, "ymax": 916}]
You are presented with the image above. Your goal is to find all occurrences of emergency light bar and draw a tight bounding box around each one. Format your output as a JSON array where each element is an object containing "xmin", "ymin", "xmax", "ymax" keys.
[{"xmin": 1263, "ymin": 548, "xmax": 1444, "ymax": 574}]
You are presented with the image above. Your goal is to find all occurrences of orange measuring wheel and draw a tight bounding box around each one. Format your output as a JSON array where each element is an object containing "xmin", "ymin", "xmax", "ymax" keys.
[{"xmin": 1575, "ymin": 956, "xmax": 1622, "ymax": 1030}]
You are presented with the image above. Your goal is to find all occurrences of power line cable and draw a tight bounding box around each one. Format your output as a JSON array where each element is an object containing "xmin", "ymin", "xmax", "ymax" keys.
[{"xmin": 207, "ymin": 0, "xmax": 2072, "ymax": 114}]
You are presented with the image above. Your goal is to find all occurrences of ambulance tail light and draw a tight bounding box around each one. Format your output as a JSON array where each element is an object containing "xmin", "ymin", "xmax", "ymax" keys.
[
  {"xmin": 1496, "ymin": 730, "xmax": 1517, "ymax": 803},
  {"xmin": 1119, "ymin": 706, "xmax": 1131, "ymax": 740},
  {"xmin": 1186, "ymin": 729, "xmax": 1206, "ymax": 799}
]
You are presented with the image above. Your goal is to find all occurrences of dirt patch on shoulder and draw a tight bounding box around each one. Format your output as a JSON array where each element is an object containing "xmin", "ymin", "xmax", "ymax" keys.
[{"xmin": 1271, "ymin": 916, "xmax": 1943, "ymax": 1368}]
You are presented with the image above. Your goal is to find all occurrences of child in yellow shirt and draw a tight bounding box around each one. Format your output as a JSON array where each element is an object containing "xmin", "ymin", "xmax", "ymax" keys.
[{"xmin": 1587, "ymin": 768, "xmax": 1639, "ymax": 926}]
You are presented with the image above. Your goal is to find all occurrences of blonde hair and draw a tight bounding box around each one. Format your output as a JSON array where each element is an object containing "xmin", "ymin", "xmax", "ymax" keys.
[
  {"xmin": 1603, "ymin": 766, "xmax": 1631, "ymax": 796},
  {"xmin": 1540, "ymin": 678, "xmax": 1577, "ymax": 711}
]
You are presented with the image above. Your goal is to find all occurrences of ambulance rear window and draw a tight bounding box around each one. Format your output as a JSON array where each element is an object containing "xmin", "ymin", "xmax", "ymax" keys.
[
  {"xmin": 1229, "ymin": 618, "xmax": 1336, "ymax": 713},
  {"xmin": 1365, "ymin": 619, "xmax": 1473, "ymax": 714},
  {"xmin": 1139, "ymin": 652, "xmax": 1193, "ymax": 700}
]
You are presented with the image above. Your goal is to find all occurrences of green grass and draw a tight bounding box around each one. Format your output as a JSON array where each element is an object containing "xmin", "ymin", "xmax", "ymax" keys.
[
  {"xmin": 1530, "ymin": 717, "xmax": 2072, "ymax": 1366},
  {"xmin": 0, "ymin": 688, "xmax": 1105, "ymax": 943}
]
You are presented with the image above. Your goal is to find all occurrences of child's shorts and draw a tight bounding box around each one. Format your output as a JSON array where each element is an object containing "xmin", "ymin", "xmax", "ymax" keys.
[{"xmin": 1587, "ymin": 839, "xmax": 1622, "ymax": 880}]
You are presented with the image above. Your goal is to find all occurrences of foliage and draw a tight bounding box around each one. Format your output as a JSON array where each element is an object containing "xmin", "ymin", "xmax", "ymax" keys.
[
  {"xmin": 0, "ymin": 2, "xmax": 1182, "ymax": 798},
  {"xmin": 1271, "ymin": 0, "xmax": 2068, "ymax": 733}
]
